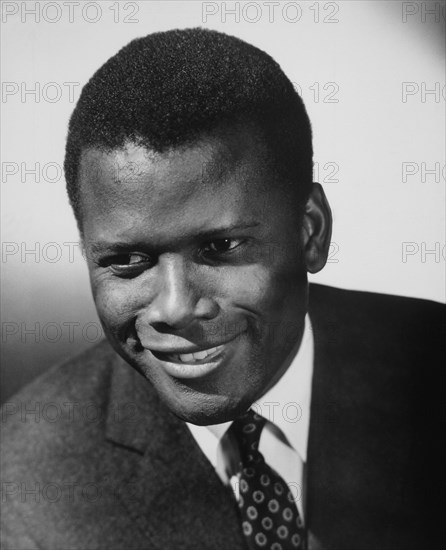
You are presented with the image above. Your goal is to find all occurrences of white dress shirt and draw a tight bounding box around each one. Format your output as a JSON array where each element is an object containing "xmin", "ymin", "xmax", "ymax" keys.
[{"xmin": 186, "ymin": 315, "xmax": 314, "ymax": 521}]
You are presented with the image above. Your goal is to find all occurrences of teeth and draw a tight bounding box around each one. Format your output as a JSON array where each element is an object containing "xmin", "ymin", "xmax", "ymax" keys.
[
  {"xmin": 175, "ymin": 345, "xmax": 221, "ymax": 363},
  {"xmin": 193, "ymin": 350, "xmax": 208, "ymax": 360}
]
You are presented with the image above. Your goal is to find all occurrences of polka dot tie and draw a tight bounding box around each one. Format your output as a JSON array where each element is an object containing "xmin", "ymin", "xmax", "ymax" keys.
[{"xmin": 229, "ymin": 409, "xmax": 305, "ymax": 550}]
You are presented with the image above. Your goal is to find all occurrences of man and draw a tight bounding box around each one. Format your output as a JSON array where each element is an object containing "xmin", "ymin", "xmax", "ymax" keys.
[{"xmin": 1, "ymin": 28, "xmax": 444, "ymax": 550}]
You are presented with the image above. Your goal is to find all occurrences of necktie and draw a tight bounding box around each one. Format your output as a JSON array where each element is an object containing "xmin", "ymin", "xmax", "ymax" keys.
[{"xmin": 229, "ymin": 409, "xmax": 305, "ymax": 550}]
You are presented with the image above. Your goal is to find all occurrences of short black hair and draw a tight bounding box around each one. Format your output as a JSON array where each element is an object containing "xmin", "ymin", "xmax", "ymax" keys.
[{"xmin": 64, "ymin": 28, "xmax": 313, "ymax": 228}]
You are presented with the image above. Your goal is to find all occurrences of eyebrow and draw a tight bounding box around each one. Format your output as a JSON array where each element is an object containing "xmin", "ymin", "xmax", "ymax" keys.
[{"xmin": 87, "ymin": 222, "xmax": 260, "ymax": 255}]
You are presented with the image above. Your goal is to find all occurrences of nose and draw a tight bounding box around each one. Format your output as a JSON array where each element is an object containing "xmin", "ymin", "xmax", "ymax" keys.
[{"xmin": 146, "ymin": 256, "xmax": 219, "ymax": 331}]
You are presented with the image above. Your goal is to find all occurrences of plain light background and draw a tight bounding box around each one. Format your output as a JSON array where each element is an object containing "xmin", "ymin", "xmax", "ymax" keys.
[{"xmin": 1, "ymin": 0, "xmax": 445, "ymax": 402}]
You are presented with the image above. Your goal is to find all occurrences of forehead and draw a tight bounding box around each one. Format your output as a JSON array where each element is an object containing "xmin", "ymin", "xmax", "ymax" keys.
[
  {"xmin": 78, "ymin": 130, "xmax": 280, "ymax": 243},
  {"xmin": 79, "ymin": 127, "xmax": 273, "ymax": 200}
]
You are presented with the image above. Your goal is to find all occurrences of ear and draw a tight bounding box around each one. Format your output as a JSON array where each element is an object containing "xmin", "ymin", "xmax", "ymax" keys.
[{"xmin": 299, "ymin": 182, "xmax": 332, "ymax": 274}]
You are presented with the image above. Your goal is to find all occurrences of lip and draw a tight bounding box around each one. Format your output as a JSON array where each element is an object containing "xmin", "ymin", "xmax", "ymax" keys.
[
  {"xmin": 145, "ymin": 337, "xmax": 241, "ymax": 380},
  {"xmin": 152, "ymin": 343, "xmax": 224, "ymax": 364}
]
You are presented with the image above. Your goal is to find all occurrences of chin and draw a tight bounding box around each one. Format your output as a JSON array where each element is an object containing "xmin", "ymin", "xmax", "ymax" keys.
[{"xmin": 161, "ymin": 384, "xmax": 254, "ymax": 426}]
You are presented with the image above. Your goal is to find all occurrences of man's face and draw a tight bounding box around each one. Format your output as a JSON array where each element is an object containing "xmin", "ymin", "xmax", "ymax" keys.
[{"xmin": 79, "ymin": 129, "xmax": 310, "ymax": 424}]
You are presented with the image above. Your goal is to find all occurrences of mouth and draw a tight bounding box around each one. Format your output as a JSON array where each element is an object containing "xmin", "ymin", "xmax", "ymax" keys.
[
  {"xmin": 145, "ymin": 336, "xmax": 242, "ymax": 380},
  {"xmin": 152, "ymin": 344, "xmax": 224, "ymax": 365}
]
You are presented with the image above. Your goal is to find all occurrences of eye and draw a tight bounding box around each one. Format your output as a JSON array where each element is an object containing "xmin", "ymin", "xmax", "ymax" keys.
[
  {"xmin": 201, "ymin": 239, "xmax": 242, "ymax": 255},
  {"xmin": 102, "ymin": 253, "xmax": 153, "ymax": 276}
]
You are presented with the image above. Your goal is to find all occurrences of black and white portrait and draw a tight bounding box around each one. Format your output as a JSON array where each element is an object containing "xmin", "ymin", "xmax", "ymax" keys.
[{"xmin": 1, "ymin": 2, "xmax": 445, "ymax": 549}]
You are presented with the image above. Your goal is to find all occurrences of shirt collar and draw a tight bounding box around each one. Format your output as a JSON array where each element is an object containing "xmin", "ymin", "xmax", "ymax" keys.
[{"xmin": 252, "ymin": 314, "xmax": 314, "ymax": 461}]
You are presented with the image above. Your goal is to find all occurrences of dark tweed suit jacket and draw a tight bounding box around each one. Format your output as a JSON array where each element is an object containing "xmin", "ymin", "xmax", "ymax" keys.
[{"xmin": 1, "ymin": 284, "xmax": 444, "ymax": 550}]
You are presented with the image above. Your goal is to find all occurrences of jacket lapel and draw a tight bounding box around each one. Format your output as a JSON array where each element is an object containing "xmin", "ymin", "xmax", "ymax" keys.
[
  {"xmin": 305, "ymin": 284, "xmax": 399, "ymax": 549},
  {"xmin": 104, "ymin": 352, "xmax": 247, "ymax": 550},
  {"xmin": 306, "ymin": 286, "xmax": 345, "ymax": 549}
]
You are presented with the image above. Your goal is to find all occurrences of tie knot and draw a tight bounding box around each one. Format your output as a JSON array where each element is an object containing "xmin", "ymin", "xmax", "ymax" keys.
[{"xmin": 230, "ymin": 409, "xmax": 266, "ymax": 459}]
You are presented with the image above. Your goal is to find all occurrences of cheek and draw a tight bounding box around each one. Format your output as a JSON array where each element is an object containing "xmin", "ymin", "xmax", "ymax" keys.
[
  {"xmin": 223, "ymin": 264, "xmax": 296, "ymax": 313},
  {"xmin": 91, "ymin": 278, "xmax": 137, "ymax": 333}
]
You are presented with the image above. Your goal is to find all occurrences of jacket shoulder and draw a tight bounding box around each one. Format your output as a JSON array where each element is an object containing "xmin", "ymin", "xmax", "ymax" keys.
[
  {"xmin": 1, "ymin": 340, "xmax": 117, "ymax": 458},
  {"xmin": 309, "ymin": 283, "xmax": 445, "ymax": 348},
  {"xmin": 310, "ymin": 282, "xmax": 444, "ymax": 313}
]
